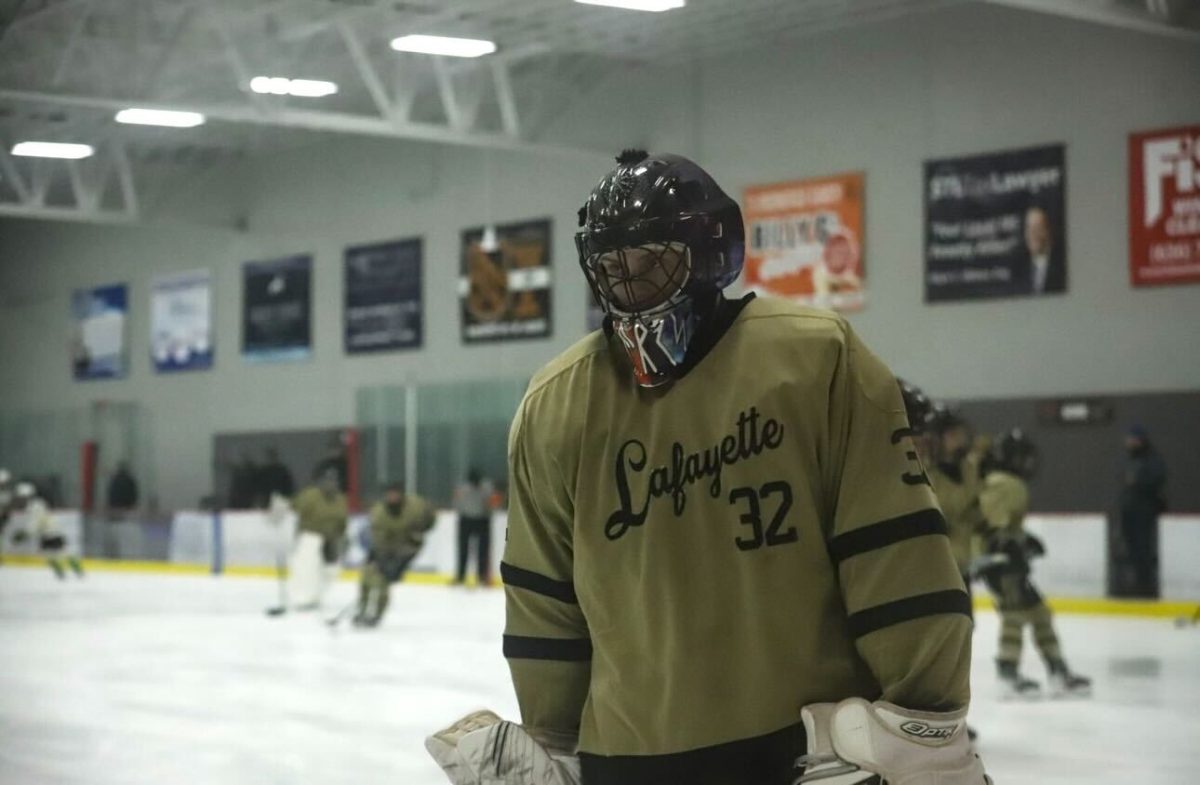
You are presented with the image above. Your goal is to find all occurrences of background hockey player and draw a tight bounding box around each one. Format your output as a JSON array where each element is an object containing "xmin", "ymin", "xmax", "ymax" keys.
[
  {"xmin": 10, "ymin": 482, "xmax": 84, "ymax": 579},
  {"xmin": 0, "ymin": 468, "xmax": 13, "ymax": 564},
  {"xmin": 354, "ymin": 483, "xmax": 436, "ymax": 628},
  {"xmin": 926, "ymin": 405, "xmax": 988, "ymax": 599},
  {"xmin": 426, "ymin": 150, "xmax": 991, "ymax": 785},
  {"xmin": 287, "ymin": 468, "xmax": 348, "ymax": 611},
  {"xmin": 974, "ymin": 428, "xmax": 1090, "ymax": 699}
]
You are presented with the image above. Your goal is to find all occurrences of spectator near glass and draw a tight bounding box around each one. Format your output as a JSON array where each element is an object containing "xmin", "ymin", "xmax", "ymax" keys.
[
  {"xmin": 258, "ymin": 447, "xmax": 295, "ymax": 508},
  {"xmin": 452, "ymin": 467, "xmax": 496, "ymax": 586},
  {"xmin": 1119, "ymin": 425, "xmax": 1167, "ymax": 598},
  {"xmin": 105, "ymin": 461, "xmax": 140, "ymax": 559}
]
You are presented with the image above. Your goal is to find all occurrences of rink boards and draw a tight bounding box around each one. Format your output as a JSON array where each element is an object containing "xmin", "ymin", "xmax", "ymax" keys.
[{"xmin": 5, "ymin": 509, "xmax": 1199, "ymax": 601}]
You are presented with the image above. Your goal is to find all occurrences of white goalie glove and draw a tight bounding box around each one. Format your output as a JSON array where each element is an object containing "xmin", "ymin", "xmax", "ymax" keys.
[
  {"xmin": 425, "ymin": 710, "xmax": 582, "ymax": 785},
  {"xmin": 795, "ymin": 699, "xmax": 992, "ymax": 785}
]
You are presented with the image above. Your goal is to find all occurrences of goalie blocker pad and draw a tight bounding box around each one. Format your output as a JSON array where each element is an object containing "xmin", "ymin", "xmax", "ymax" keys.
[
  {"xmin": 797, "ymin": 699, "xmax": 991, "ymax": 785},
  {"xmin": 425, "ymin": 709, "xmax": 581, "ymax": 785}
]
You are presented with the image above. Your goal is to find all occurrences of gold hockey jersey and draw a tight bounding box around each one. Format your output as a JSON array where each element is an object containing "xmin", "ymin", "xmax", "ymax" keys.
[
  {"xmin": 502, "ymin": 296, "xmax": 972, "ymax": 772},
  {"xmin": 980, "ymin": 470, "xmax": 1030, "ymax": 532},
  {"xmin": 368, "ymin": 495, "xmax": 435, "ymax": 556},
  {"xmin": 292, "ymin": 487, "xmax": 348, "ymax": 542},
  {"xmin": 927, "ymin": 457, "xmax": 985, "ymax": 572}
]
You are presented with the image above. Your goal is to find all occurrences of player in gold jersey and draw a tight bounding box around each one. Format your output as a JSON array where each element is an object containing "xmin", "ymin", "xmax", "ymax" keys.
[{"xmin": 426, "ymin": 151, "xmax": 991, "ymax": 785}]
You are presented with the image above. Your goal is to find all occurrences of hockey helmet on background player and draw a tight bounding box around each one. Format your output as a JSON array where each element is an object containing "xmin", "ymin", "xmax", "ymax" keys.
[
  {"xmin": 896, "ymin": 378, "xmax": 933, "ymax": 434},
  {"xmin": 926, "ymin": 402, "xmax": 966, "ymax": 436},
  {"xmin": 927, "ymin": 403, "xmax": 973, "ymax": 465},
  {"xmin": 575, "ymin": 149, "xmax": 745, "ymax": 387},
  {"xmin": 994, "ymin": 427, "xmax": 1039, "ymax": 478}
]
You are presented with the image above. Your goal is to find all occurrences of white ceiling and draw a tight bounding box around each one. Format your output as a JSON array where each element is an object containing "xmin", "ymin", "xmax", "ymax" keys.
[{"xmin": 0, "ymin": 0, "xmax": 1194, "ymax": 222}]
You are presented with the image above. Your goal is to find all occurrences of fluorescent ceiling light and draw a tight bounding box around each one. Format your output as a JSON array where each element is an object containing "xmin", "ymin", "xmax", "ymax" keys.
[
  {"xmin": 12, "ymin": 141, "xmax": 94, "ymax": 159},
  {"xmin": 287, "ymin": 79, "xmax": 339, "ymax": 98},
  {"xmin": 115, "ymin": 108, "xmax": 205, "ymax": 128},
  {"xmin": 249, "ymin": 76, "xmax": 338, "ymax": 97},
  {"xmin": 390, "ymin": 34, "xmax": 496, "ymax": 58},
  {"xmin": 574, "ymin": 0, "xmax": 686, "ymax": 11}
]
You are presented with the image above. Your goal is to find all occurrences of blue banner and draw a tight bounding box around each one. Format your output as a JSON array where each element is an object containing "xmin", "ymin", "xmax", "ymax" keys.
[
  {"xmin": 242, "ymin": 255, "xmax": 312, "ymax": 363},
  {"xmin": 71, "ymin": 283, "xmax": 128, "ymax": 380},
  {"xmin": 344, "ymin": 238, "xmax": 423, "ymax": 353},
  {"xmin": 151, "ymin": 269, "xmax": 213, "ymax": 373}
]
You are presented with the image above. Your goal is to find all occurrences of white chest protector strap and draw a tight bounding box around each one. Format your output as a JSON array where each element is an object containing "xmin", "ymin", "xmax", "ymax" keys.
[
  {"xmin": 425, "ymin": 710, "xmax": 582, "ymax": 785},
  {"xmin": 796, "ymin": 699, "xmax": 992, "ymax": 785}
]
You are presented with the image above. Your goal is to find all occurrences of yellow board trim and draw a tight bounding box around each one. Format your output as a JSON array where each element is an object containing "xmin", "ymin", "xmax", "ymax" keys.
[
  {"xmin": 971, "ymin": 594, "xmax": 1198, "ymax": 619},
  {"xmin": 2, "ymin": 556, "xmax": 1191, "ymax": 614},
  {"xmin": 0, "ymin": 554, "xmax": 496, "ymax": 587}
]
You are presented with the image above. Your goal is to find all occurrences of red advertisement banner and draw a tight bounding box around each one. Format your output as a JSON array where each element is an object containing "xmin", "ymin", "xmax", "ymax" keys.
[{"xmin": 1129, "ymin": 125, "xmax": 1200, "ymax": 287}]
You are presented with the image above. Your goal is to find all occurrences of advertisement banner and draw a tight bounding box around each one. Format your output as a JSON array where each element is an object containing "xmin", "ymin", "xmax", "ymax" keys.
[
  {"xmin": 459, "ymin": 219, "xmax": 552, "ymax": 343},
  {"xmin": 151, "ymin": 269, "xmax": 213, "ymax": 373},
  {"xmin": 1129, "ymin": 125, "xmax": 1200, "ymax": 287},
  {"xmin": 71, "ymin": 283, "xmax": 128, "ymax": 380},
  {"xmin": 742, "ymin": 172, "xmax": 865, "ymax": 311},
  {"xmin": 242, "ymin": 254, "xmax": 312, "ymax": 363},
  {"xmin": 344, "ymin": 238, "xmax": 423, "ymax": 353},
  {"xmin": 925, "ymin": 144, "xmax": 1066, "ymax": 301}
]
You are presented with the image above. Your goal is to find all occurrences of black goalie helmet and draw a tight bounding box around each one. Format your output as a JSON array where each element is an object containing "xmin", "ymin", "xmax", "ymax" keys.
[
  {"xmin": 995, "ymin": 427, "xmax": 1038, "ymax": 478},
  {"xmin": 576, "ymin": 149, "xmax": 745, "ymax": 387}
]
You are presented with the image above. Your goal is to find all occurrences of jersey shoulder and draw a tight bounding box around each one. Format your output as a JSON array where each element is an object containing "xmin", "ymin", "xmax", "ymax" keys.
[
  {"xmin": 525, "ymin": 330, "xmax": 611, "ymax": 401},
  {"xmin": 514, "ymin": 331, "xmax": 613, "ymax": 441},
  {"xmin": 738, "ymin": 297, "xmax": 899, "ymax": 412},
  {"xmin": 734, "ymin": 295, "xmax": 849, "ymax": 343}
]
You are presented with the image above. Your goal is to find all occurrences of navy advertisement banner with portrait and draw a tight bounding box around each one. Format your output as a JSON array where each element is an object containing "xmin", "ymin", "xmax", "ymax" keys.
[
  {"xmin": 71, "ymin": 283, "xmax": 128, "ymax": 380},
  {"xmin": 459, "ymin": 219, "xmax": 552, "ymax": 343},
  {"xmin": 344, "ymin": 238, "xmax": 423, "ymax": 353},
  {"xmin": 242, "ymin": 254, "xmax": 312, "ymax": 363},
  {"xmin": 924, "ymin": 144, "xmax": 1066, "ymax": 302}
]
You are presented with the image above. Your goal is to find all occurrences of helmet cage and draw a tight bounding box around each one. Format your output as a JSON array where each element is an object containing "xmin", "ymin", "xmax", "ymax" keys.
[
  {"xmin": 582, "ymin": 242, "xmax": 692, "ymax": 322},
  {"xmin": 577, "ymin": 212, "xmax": 740, "ymax": 318}
]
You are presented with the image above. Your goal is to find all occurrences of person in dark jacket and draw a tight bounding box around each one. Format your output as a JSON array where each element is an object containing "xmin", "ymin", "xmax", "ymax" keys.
[
  {"xmin": 107, "ymin": 462, "xmax": 139, "ymax": 512},
  {"xmin": 1119, "ymin": 425, "xmax": 1167, "ymax": 597},
  {"xmin": 258, "ymin": 447, "xmax": 295, "ymax": 507},
  {"xmin": 105, "ymin": 462, "xmax": 141, "ymax": 559}
]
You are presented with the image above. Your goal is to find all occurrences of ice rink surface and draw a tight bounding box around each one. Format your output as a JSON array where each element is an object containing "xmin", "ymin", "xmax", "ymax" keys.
[{"xmin": 1, "ymin": 567, "xmax": 1198, "ymax": 785}]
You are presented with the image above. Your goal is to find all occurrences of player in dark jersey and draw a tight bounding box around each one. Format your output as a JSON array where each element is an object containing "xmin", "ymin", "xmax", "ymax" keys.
[{"xmin": 427, "ymin": 151, "xmax": 991, "ymax": 785}]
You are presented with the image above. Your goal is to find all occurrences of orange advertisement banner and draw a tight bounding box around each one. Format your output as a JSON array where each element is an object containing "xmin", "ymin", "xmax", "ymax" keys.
[{"xmin": 742, "ymin": 172, "xmax": 865, "ymax": 310}]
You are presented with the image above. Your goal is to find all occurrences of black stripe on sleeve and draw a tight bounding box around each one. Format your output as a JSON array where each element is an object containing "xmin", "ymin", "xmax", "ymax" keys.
[
  {"xmin": 847, "ymin": 589, "xmax": 972, "ymax": 639},
  {"xmin": 827, "ymin": 508, "xmax": 948, "ymax": 567},
  {"xmin": 500, "ymin": 561, "xmax": 578, "ymax": 604},
  {"xmin": 503, "ymin": 635, "xmax": 593, "ymax": 662}
]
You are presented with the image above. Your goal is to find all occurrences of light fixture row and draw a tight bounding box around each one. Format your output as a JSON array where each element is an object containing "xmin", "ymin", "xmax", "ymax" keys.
[{"xmin": 10, "ymin": 1, "xmax": 686, "ymax": 157}]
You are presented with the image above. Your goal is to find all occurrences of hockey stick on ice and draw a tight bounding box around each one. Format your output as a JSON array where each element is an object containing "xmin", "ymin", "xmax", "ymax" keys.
[
  {"xmin": 265, "ymin": 553, "xmax": 289, "ymax": 617},
  {"xmin": 325, "ymin": 600, "xmax": 357, "ymax": 630}
]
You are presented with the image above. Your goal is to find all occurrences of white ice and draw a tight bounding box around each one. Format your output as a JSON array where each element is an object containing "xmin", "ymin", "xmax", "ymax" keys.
[{"xmin": 1, "ymin": 567, "xmax": 1198, "ymax": 785}]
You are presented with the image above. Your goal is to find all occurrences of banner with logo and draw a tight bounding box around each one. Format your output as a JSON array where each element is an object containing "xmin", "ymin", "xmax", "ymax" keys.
[
  {"xmin": 344, "ymin": 238, "xmax": 423, "ymax": 353},
  {"xmin": 742, "ymin": 172, "xmax": 865, "ymax": 311},
  {"xmin": 925, "ymin": 144, "xmax": 1066, "ymax": 301},
  {"xmin": 242, "ymin": 254, "xmax": 312, "ymax": 363},
  {"xmin": 151, "ymin": 269, "xmax": 213, "ymax": 373},
  {"xmin": 71, "ymin": 283, "xmax": 128, "ymax": 380},
  {"xmin": 459, "ymin": 219, "xmax": 552, "ymax": 343},
  {"xmin": 1130, "ymin": 125, "xmax": 1200, "ymax": 287}
]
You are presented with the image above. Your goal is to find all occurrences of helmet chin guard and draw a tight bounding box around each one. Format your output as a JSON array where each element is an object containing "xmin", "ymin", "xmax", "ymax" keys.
[{"xmin": 610, "ymin": 291, "xmax": 698, "ymax": 388}]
